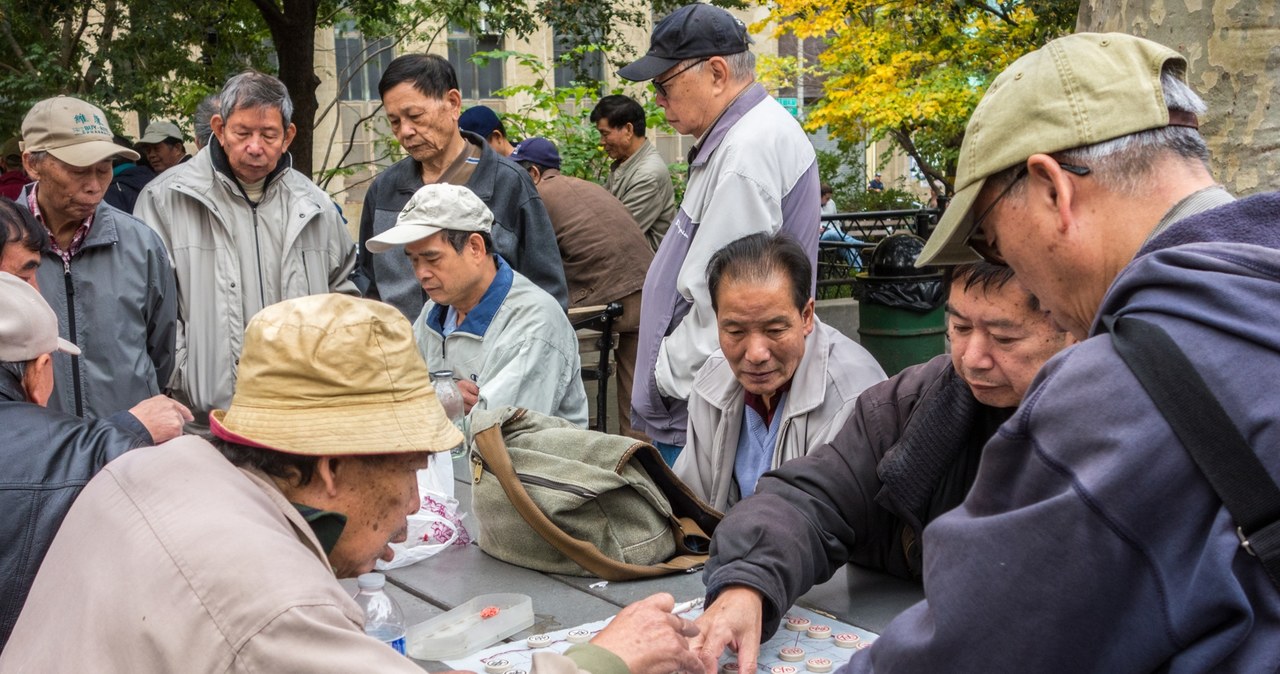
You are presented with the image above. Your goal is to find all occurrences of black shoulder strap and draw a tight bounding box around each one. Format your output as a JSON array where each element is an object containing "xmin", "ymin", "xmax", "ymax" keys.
[{"xmin": 1104, "ymin": 315, "xmax": 1280, "ymax": 590}]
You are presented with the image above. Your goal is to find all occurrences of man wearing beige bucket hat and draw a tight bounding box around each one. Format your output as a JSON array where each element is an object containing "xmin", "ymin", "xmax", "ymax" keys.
[
  {"xmin": 688, "ymin": 33, "xmax": 1280, "ymax": 673},
  {"xmin": 368, "ymin": 183, "xmax": 588, "ymax": 427},
  {"xmin": 1, "ymin": 293, "xmax": 699, "ymax": 674},
  {"xmin": 15, "ymin": 95, "xmax": 178, "ymax": 421},
  {"xmin": 0, "ymin": 269, "xmax": 190, "ymax": 651}
]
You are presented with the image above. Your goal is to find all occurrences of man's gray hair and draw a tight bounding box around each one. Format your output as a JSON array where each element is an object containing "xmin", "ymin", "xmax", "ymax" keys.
[
  {"xmin": 724, "ymin": 50, "xmax": 756, "ymax": 82},
  {"xmin": 991, "ymin": 64, "xmax": 1209, "ymax": 197},
  {"xmin": 193, "ymin": 93, "xmax": 220, "ymax": 149},
  {"xmin": 218, "ymin": 71, "xmax": 293, "ymax": 127}
]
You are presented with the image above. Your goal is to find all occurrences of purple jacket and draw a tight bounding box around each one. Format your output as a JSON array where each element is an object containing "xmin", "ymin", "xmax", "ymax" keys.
[{"xmin": 631, "ymin": 84, "xmax": 820, "ymax": 445}]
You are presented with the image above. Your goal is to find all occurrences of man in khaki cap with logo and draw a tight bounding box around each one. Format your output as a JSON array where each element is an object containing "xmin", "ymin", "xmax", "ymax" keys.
[
  {"xmin": 1, "ymin": 293, "xmax": 699, "ymax": 674},
  {"xmin": 16, "ymin": 95, "xmax": 178, "ymax": 421},
  {"xmin": 135, "ymin": 120, "xmax": 190, "ymax": 174},
  {"xmin": 691, "ymin": 33, "xmax": 1280, "ymax": 673},
  {"xmin": 0, "ymin": 269, "xmax": 189, "ymax": 651},
  {"xmin": 369, "ymin": 183, "xmax": 588, "ymax": 427}
]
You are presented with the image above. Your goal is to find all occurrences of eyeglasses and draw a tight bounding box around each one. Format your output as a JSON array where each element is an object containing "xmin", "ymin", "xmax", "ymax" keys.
[
  {"xmin": 653, "ymin": 59, "xmax": 707, "ymax": 98},
  {"xmin": 965, "ymin": 161, "xmax": 1091, "ymax": 265}
]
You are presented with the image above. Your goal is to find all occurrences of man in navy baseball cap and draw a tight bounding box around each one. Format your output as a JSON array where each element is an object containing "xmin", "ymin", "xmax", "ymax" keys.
[{"xmin": 618, "ymin": 3, "xmax": 750, "ymax": 82}]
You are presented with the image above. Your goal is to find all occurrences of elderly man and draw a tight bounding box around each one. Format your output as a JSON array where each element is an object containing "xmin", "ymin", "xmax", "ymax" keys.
[
  {"xmin": 134, "ymin": 71, "xmax": 359, "ymax": 428},
  {"xmin": 16, "ymin": 96, "xmax": 178, "ymax": 420},
  {"xmin": 619, "ymin": 4, "xmax": 820, "ymax": 463},
  {"xmin": 135, "ymin": 121, "xmax": 191, "ymax": 174},
  {"xmin": 0, "ymin": 269, "xmax": 189, "ymax": 650},
  {"xmin": 718, "ymin": 33, "xmax": 1280, "ymax": 672},
  {"xmin": 0, "ymin": 197, "xmax": 42, "ymax": 286},
  {"xmin": 459, "ymin": 105, "xmax": 517, "ymax": 157},
  {"xmin": 675, "ymin": 233, "xmax": 885, "ymax": 506},
  {"xmin": 357, "ymin": 54, "xmax": 567, "ymax": 318},
  {"xmin": 510, "ymin": 137, "xmax": 651, "ymax": 438},
  {"xmin": 691, "ymin": 260, "xmax": 1071, "ymax": 666},
  {"xmin": 589, "ymin": 94, "xmax": 675, "ymax": 252},
  {"xmin": 0, "ymin": 293, "xmax": 697, "ymax": 673},
  {"xmin": 369, "ymin": 184, "xmax": 587, "ymax": 426}
]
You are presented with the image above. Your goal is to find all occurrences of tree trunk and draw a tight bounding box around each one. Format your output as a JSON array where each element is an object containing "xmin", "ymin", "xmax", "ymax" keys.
[
  {"xmin": 253, "ymin": 0, "xmax": 320, "ymax": 179},
  {"xmin": 1077, "ymin": 0, "xmax": 1280, "ymax": 197}
]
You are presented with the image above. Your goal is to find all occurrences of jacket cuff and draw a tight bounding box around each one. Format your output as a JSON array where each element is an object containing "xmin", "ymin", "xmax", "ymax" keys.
[
  {"xmin": 109, "ymin": 410, "xmax": 155, "ymax": 446},
  {"xmin": 563, "ymin": 643, "xmax": 631, "ymax": 674}
]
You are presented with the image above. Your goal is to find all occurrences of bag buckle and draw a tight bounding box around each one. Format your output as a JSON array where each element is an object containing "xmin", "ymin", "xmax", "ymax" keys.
[{"xmin": 1238, "ymin": 526, "xmax": 1258, "ymax": 557}]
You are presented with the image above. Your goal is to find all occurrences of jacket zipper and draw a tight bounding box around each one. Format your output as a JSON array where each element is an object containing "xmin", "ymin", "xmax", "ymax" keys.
[
  {"xmin": 62, "ymin": 259, "xmax": 83, "ymax": 417},
  {"xmin": 477, "ymin": 457, "xmax": 599, "ymax": 499},
  {"xmin": 251, "ymin": 204, "xmax": 266, "ymax": 309}
]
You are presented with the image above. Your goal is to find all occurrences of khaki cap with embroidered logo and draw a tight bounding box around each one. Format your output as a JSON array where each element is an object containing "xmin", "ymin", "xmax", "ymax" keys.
[
  {"xmin": 366, "ymin": 183, "xmax": 494, "ymax": 253},
  {"xmin": 137, "ymin": 121, "xmax": 185, "ymax": 146},
  {"xmin": 21, "ymin": 96, "xmax": 138, "ymax": 167},
  {"xmin": 917, "ymin": 33, "xmax": 1191, "ymax": 266},
  {"xmin": 209, "ymin": 293, "xmax": 463, "ymax": 456}
]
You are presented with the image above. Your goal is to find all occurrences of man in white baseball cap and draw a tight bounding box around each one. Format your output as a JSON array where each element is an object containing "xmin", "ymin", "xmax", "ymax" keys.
[
  {"xmin": 0, "ymin": 270, "xmax": 189, "ymax": 650},
  {"xmin": 368, "ymin": 183, "xmax": 588, "ymax": 426},
  {"xmin": 16, "ymin": 95, "xmax": 178, "ymax": 421}
]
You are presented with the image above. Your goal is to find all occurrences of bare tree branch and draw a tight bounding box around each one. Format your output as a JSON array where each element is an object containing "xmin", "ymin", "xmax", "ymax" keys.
[
  {"xmin": 889, "ymin": 127, "xmax": 951, "ymax": 196},
  {"xmin": 0, "ymin": 18, "xmax": 37, "ymax": 75}
]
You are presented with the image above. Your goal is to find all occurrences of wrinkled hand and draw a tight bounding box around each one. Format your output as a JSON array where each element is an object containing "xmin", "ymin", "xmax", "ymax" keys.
[
  {"xmin": 129, "ymin": 395, "xmax": 194, "ymax": 444},
  {"xmin": 457, "ymin": 379, "xmax": 480, "ymax": 414},
  {"xmin": 591, "ymin": 593, "xmax": 702, "ymax": 674},
  {"xmin": 691, "ymin": 587, "xmax": 764, "ymax": 674}
]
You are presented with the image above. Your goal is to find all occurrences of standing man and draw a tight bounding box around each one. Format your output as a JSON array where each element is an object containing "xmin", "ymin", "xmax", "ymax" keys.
[
  {"xmin": 135, "ymin": 121, "xmax": 191, "ymax": 174},
  {"xmin": 459, "ymin": 105, "xmax": 518, "ymax": 157},
  {"xmin": 619, "ymin": 3, "xmax": 820, "ymax": 463},
  {"xmin": 368, "ymin": 184, "xmax": 587, "ymax": 426},
  {"xmin": 510, "ymin": 137, "xmax": 653, "ymax": 438},
  {"xmin": 590, "ymin": 94, "xmax": 676, "ymax": 252},
  {"xmin": 0, "ymin": 270, "xmax": 190, "ymax": 650},
  {"xmin": 357, "ymin": 54, "xmax": 568, "ymax": 319},
  {"xmin": 17, "ymin": 95, "xmax": 178, "ymax": 420},
  {"xmin": 134, "ymin": 71, "xmax": 359, "ymax": 429},
  {"xmin": 675, "ymin": 233, "xmax": 885, "ymax": 509},
  {"xmin": 0, "ymin": 138, "xmax": 28, "ymax": 200}
]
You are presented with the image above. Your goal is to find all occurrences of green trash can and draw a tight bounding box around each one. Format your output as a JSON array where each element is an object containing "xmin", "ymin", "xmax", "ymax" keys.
[{"xmin": 856, "ymin": 233, "xmax": 946, "ymax": 376}]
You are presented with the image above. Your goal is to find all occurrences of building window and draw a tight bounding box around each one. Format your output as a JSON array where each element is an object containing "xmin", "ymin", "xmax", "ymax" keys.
[
  {"xmin": 448, "ymin": 25, "xmax": 504, "ymax": 99},
  {"xmin": 334, "ymin": 25, "xmax": 394, "ymax": 101},
  {"xmin": 553, "ymin": 31, "xmax": 604, "ymax": 88}
]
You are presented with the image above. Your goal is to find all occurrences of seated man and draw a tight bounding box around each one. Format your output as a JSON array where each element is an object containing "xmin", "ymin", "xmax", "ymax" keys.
[
  {"xmin": 674, "ymin": 233, "xmax": 885, "ymax": 504},
  {"xmin": 692, "ymin": 261, "xmax": 1073, "ymax": 669},
  {"xmin": 0, "ymin": 270, "xmax": 189, "ymax": 650},
  {"xmin": 368, "ymin": 184, "xmax": 588, "ymax": 426},
  {"xmin": 0, "ymin": 293, "xmax": 696, "ymax": 673},
  {"xmin": 510, "ymin": 137, "xmax": 652, "ymax": 439}
]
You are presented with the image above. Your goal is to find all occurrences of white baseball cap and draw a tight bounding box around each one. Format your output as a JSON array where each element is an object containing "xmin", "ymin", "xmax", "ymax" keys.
[
  {"xmin": 0, "ymin": 272, "xmax": 80, "ymax": 361},
  {"xmin": 366, "ymin": 184, "xmax": 494, "ymax": 253}
]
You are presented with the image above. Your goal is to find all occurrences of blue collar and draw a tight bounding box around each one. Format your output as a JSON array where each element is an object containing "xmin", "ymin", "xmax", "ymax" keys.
[{"xmin": 426, "ymin": 255, "xmax": 514, "ymax": 338}]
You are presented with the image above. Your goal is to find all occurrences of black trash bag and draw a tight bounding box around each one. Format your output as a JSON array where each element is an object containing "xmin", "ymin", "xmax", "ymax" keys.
[{"xmin": 858, "ymin": 277, "xmax": 945, "ymax": 312}]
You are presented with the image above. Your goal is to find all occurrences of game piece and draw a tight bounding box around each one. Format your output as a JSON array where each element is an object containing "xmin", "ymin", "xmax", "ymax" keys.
[
  {"xmin": 485, "ymin": 659, "xmax": 513, "ymax": 674},
  {"xmin": 720, "ymin": 661, "xmax": 740, "ymax": 674},
  {"xmin": 779, "ymin": 647, "xmax": 805, "ymax": 662},
  {"xmin": 834, "ymin": 633, "xmax": 860, "ymax": 648},
  {"xmin": 771, "ymin": 666, "xmax": 798, "ymax": 674},
  {"xmin": 784, "ymin": 616, "xmax": 810, "ymax": 632},
  {"xmin": 566, "ymin": 629, "xmax": 592, "ymax": 644},
  {"xmin": 806, "ymin": 625, "xmax": 831, "ymax": 639},
  {"xmin": 806, "ymin": 658, "xmax": 833, "ymax": 673},
  {"xmin": 525, "ymin": 634, "xmax": 552, "ymax": 649},
  {"xmin": 855, "ymin": 641, "xmax": 871, "ymax": 650}
]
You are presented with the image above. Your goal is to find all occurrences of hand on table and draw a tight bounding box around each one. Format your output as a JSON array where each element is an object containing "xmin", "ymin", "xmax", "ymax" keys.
[
  {"xmin": 591, "ymin": 593, "xmax": 702, "ymax": 674},
  {"xmin": 691, "ymin": 586, "xmax": 764, "ymax": 674},
  {"xmin": 129, "ymin": 395, "xmax": 194, "ymax": 443},
  {"xmin": 457, "ymin": 379, "xmax": 480, "ymax": 414}
]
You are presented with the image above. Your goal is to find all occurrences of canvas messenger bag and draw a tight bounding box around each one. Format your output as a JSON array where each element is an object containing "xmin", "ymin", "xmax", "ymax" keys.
[{"xmin": 469, "ymin": 407, "xmax": 722, "ymax": 580}]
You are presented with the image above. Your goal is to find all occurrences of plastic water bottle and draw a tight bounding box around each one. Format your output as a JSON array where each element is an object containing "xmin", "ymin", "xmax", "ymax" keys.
[
  {"xmin": 430, "ymin": 370, "xmax": 467, "ymax": 458},
  {"xmin": 354, "ymin": 572, "xmax": 407, "ymax": 654}
]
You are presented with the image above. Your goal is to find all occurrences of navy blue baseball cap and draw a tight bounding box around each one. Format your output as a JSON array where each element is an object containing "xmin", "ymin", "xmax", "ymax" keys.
[
  {"xmin": 509, "ymin": 137, "xmax": 561, "ymax": 170},
  {"xmin": 618, "ymin": 4, "xmax": 751, "ymax": 82},
  {"xmin": 459, "ymin": 105, "xmax": 502, "ymax": 138}
]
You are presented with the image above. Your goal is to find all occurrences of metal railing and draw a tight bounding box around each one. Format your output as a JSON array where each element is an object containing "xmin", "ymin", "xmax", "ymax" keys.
[{"xmin": 816, "ymin": 208, "xmax": 941, "ymax": 299}]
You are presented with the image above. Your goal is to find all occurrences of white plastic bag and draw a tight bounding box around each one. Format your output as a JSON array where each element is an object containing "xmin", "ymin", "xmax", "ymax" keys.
[{"xmin": 376, "ymin": 453, "xmax": 471, "ymax": 571}]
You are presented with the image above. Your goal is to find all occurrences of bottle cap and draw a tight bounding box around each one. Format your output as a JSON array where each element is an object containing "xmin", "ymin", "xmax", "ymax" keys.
[
  {"xmin": 357, "ymin": 572, "xmax": 386, "ymax": 590},
  {"xmin": 430, "ymin": 370, "xmax": 456, "ymax": 379}
]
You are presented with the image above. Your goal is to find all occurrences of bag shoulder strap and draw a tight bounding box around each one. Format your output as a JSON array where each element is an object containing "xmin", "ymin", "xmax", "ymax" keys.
[
  {"xmin": 472, "ymin": 424, "xmax": 707, "ymax": 581},
  {"xmin": 1105, "ymin": 315, "xmax": 1280, "ymax": 590}
]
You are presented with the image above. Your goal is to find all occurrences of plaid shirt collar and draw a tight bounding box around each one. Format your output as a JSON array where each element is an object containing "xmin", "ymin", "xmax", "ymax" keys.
[{"xmin": 27, "ymin": 183, "xmax": 95, "ymax": 265}]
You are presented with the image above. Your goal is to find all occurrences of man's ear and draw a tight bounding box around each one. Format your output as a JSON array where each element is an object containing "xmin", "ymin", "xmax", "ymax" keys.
[
  {"xmin": 707, "ymin": 56, "xmax": 732, "ymax": 92},
  {"xmin": 314, "ymin": 456, "xmax": 341, "ymax": 497},
  {"xmin": 1025, "ymin": 154, "xmax": 1081, "ymax": 235},
  {"xmin": 281, "ymin": 123, "xmax": 297, "ymax": 151},
  {"xmin": 22, "ymin": 353, "xmax": 53, "ymax": 406},
  {"xmin": 801, "ymin": 298, "xmax": 816, "ymax": 336},
  {"xmin": 210, "ymin": 114, "xmax": 225, "ymax": 143}
]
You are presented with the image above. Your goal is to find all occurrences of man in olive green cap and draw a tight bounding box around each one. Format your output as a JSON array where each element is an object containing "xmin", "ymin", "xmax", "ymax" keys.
[{"xmin": 694, "ymin": 32, "xmax": 1280, "ymax": 672}]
